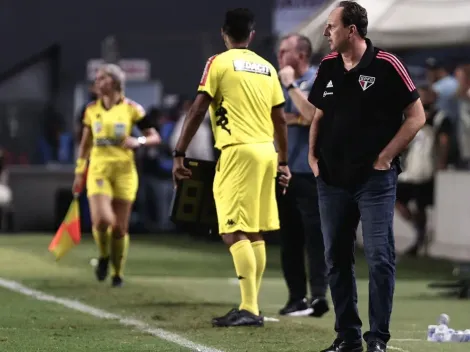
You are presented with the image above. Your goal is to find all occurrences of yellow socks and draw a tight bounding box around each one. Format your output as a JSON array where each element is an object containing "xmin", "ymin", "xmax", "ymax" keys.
[
  {"xmin": 110, "ymin": 234, "xmax": 129, "ymax": 277},
  {"xmin": 230, "ymin": 239, "xmax": 258, "ymax": 316},
  {"xmin": 92, "ymin": 227, "xmax": 110, "ymax": 258},
  {"xmin": 251, "ymin": 240, "xmax": 266, "ymax": 297}
]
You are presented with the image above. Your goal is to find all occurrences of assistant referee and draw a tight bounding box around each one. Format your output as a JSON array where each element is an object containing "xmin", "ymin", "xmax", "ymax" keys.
[
  {"xmin": 280, "ymin": 2, "xmax": 426, "ymax": 352},
  {"xmin": 172, "ymin": 8, "xmax": 291, "ymax": 328}
]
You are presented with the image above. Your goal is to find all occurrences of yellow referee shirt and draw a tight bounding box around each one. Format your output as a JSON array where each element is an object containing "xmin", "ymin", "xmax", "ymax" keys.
[
  {"xmin": 83, "ymin": 98, "xmax": 145, "ymax": 162},
  {"xmin": 197, "ymin": 48, "xmax": 285, "ymax": 150}
]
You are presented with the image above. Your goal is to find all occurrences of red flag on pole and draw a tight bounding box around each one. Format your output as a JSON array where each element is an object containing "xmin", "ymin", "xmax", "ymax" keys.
[
  {"xmin": 48, "ymin": 165, "xmax": 88, "ymax": 260},
  {"xmin": 48, "ymin": 197, "xmax": 81, "ymax": 260}
]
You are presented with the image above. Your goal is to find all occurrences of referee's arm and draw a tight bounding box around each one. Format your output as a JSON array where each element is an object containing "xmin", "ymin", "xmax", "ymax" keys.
[
  {"xmin": 272, "ymin": 70, "xmax": 289, "ymax": 164},
  {"xmin": 272, "ymin": 106, "xmax": 288, "ymax": 164},
  {"xmin": 175, "ymin": 55, "xmax": 218, "ymax": 154},
  {"xmin": 174, "ymin": 93, "xmax": 211, "ymax": 153}
]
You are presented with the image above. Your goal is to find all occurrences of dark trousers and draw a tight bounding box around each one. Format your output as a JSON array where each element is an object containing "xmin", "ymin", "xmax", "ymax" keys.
[
  {"xmin": 278, "ymin": 173, "xmax": 328, "ymax": 300},
  {"xmin": 316, "ymin": 168, "xmax": 397, "ymax": 344}
]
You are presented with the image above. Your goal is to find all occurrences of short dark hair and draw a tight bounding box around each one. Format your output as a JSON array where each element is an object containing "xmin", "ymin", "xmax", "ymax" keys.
[
  {"xmin": 338, "ymin": 1, "xmax": 368, "ymax": 38},
  {"xmin": 281, "ymin": 33, "xmax": 313, "ymax": 60},
  {"xmin": 223, "ymin": 8, "xmax": 255, "ymax": 43}
]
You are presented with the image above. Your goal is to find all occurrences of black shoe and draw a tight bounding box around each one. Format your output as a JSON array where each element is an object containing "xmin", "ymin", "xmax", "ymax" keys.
[
  {"xmin": 320, "ymin": 338, "xmax": 363, "ymax": 352},
  {"xmin": 212, "ymin": 309, "xmax": 263, "ymax": 327},
  {"xmin": 310, "ymin": 297, "xmax": 330, "ymax": 317},
  {"xmin": 111, "ymin": 275, "xmax": 123, "ymax": 287},
  {"xmin": 211, "ymin": 308, "xmax": 238, "ymax": 325},
  {"xmin": 366, "ymin": 340, "xmax": 386, "ymax": 352},
  {"xmin": 279, "ymin": 298, "xmax": 313, "ymax": 316},
  {"xmin": 95, "ymin": 257, "xmax": 109, "ymax": 281}
]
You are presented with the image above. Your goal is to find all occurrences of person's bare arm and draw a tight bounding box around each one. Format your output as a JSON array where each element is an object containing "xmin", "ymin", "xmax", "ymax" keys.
[
  {"xmin": 278, "ymin": 66, "xmax": 316, "ymax": 125},
  {"xmin": 271, "ymin": 106, "xmax": 288, "ymax": 163},
  {"xmin": 436, "ymin": 132, "xmax": 449, "ymax": 170},
  {"xmin": 456, "ymin": 81, "xmax": 470, "ymax": 99},
  {"xmin": 73, "ymin": 126, "xmax": 92, "ymax": 193},
  {"xmin": 455, "ymin": 66, "xmax": 470, "ymax": 99},
  {"xmin": 77, "ymin": 126, "xmax": 93, "ymax": 161},
  {"xmin": 285, "ymin": 112, "xmax": 312, "ymax": 126},
  {"xmin": 308, "ymin": 108, "xmax": 324, "ymax": 159},
  {"xmin": 376, "ymin": 99, "xmax": 426, "ymax": 167},
  {"xmin": 287, "ymin": 87, "xmax": 316, "ymax": 125},
  {"xmin": 285, "ymin": 112, "xmax": 300, "ymax": 125},
  {"xmin": 175, "ymin": 94, "xmax": 211, "ymax": 153},
  {"xmin": 140, "ymin": 127, "xmax": 162, "ymax": 146},
  {"xmin": 307, "ymin": 108, "xmax": 324, "ymax": 176}
]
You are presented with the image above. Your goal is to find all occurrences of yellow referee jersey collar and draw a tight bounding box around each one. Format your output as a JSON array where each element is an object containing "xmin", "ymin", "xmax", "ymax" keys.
[{"xmin": 99, "ymin": 95, "xmax": 125, "ymax": 111}]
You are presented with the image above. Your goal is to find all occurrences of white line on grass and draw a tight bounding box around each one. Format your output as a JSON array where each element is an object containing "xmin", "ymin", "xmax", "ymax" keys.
[
  {"xmin": 388, "ymin": 346, "xmax": 409, "ymax": 352},
  {"xmin": 0, "ymin": 278, "xmax": 223, "ymax": 352},
  {"xmin": 391, "ymin": 338, "xmax": 423, "ymax": 342}
]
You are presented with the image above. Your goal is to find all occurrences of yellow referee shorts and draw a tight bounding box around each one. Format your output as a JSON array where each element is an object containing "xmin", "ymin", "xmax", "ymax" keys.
[
  {"xmin": 86, "ymin": 159, "xmax": 138, "ymax": 202},
  {"xmin": 213, "ymin": 142, "xmax": 279, "ymax": 235}
]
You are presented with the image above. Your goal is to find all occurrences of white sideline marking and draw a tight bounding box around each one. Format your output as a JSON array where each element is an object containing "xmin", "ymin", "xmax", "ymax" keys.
[
  {"xmin": 0, "ymin": 278, "xmax": 223, "ymax": 352},
  {"xmin": 391, "ymin": 338, "xmax": 422, "ymax": 342},
  {"xmin": 388, "ymin": 346, "xmax": 409, "ymax": 352}
]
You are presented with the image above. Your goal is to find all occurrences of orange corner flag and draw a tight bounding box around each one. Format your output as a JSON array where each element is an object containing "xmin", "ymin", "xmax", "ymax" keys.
[{"xmin": 49, "ymin": 197, "xmax": 81, "ymax": 261}]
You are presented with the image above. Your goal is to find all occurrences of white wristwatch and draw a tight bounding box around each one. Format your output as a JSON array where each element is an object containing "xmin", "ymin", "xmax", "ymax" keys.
[{"xmin": 137, "ymin": 136, "xmax": 147, "ymax": 146}]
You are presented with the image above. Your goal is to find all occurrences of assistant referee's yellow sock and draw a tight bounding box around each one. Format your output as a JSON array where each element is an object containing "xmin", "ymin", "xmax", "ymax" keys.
[
  {"xmin": 251, "ymin": 240, "xmax": 266, "ymax": 298},
  {"xmin": 92, "ymin": 227, "xmax": 110, "ymax": 258},
  {"xmin": 110, "ymin": 234, "xmax": 129, "ymax": 277},
  {"xmin": 230, "ymin": 239, "xmax": 259, "ymax": 316}
]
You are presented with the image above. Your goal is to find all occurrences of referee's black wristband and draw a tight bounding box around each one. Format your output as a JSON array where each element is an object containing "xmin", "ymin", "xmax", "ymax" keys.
[
  {"xmin": 279, "ymin": 161, "xmax": 288, "ymax": 166},
  {"xmin": 172, "ymin": 150, "xmax": 186, "ymax": 158}
]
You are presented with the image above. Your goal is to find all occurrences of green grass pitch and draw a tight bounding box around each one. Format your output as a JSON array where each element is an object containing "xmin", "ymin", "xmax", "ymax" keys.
[{"xmin": 0, "ymin": 234, "xmax": 468, "ymax": 351}]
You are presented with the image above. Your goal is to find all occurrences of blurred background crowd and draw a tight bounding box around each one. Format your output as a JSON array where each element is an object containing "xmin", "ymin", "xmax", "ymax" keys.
[{"xmin": 0, "ymin": 0, "xmax": 470, "ymax": 267}]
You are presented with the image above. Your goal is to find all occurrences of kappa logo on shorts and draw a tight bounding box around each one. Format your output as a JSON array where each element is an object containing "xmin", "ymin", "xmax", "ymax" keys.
[
  {"xmin": 226, "ymin": 219, "xmax": 235, "ymax": 226},
  {"xmin": 96, "ymin": 179, "xmax": 104, "ymax": 187},
  {"xmin": 359, "ymin": 75, "xmax": 376, "ymax": 91}
]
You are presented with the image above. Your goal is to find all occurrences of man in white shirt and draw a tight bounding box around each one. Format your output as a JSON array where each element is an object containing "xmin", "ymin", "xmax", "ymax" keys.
[{"xmin": 169, "ymin": 98, "xmax": 214, "ymax": 161}]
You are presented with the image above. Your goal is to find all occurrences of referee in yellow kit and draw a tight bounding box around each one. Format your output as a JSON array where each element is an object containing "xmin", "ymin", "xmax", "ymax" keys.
[{"xmin": 172, "ymin": 8, "xmax": 290, "ymax": 327}]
